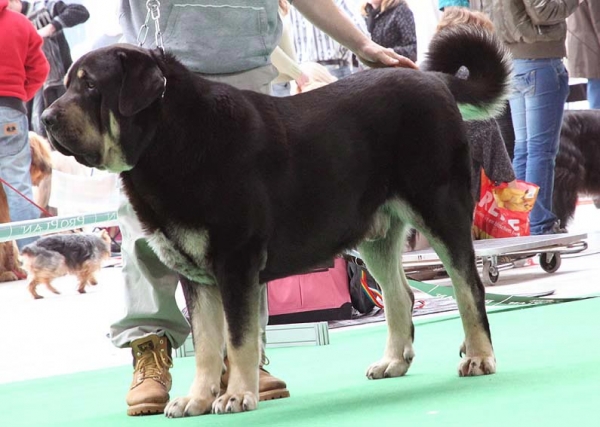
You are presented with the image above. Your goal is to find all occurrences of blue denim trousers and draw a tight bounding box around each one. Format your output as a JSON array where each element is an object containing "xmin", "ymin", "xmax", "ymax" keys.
[
  {"xmin": 0, "ymin": 107, "xmax": 39, "ymax": 249},
  {"xmin": 509, "ymin": 58, "xmax": 570, "ymax": 234},
  {"xmin": 587, "ymin": 78, "xmax": 600, "ymax": 109}
]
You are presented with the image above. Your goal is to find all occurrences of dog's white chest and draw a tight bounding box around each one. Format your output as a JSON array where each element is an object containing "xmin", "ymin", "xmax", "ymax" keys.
[{"xmin": 147, "ymin": 226, "xmax": 215, "ymax": 285}]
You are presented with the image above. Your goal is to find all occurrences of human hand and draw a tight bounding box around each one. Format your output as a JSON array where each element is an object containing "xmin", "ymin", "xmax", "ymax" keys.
[
  {"xmin": 38, "ymin": 24, "xmax": 56, "ymax": 38},
  {"xmin": 294, "ymin": 73, "xmax": 311, "ymax": 92},
  {"xmin": 355, "ymin": 40, "xmax": 418, "ymax": 70}
]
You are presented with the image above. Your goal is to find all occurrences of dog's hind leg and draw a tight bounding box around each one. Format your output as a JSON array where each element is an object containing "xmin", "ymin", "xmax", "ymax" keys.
[
  {"xmin": 27, "ymin": 279, "xmax": 43, "ymax": 299},
  {"xmin": 75, "ymin": 273, "xmax": 89, "ymax": 294},
  {"xmin": 165, "ymin": 277, "xmax": 226, "ymax": 418},
  {"xmin": 44, "ymin": 280, "xmax": 61, "ymax": 295},
  {"xmin": 416, "ymin": 187, "xmax": 495, "ymax": 377},
  {"xmin": 358, "ymin": 213, "xmax": 415, "ymax": 379}
]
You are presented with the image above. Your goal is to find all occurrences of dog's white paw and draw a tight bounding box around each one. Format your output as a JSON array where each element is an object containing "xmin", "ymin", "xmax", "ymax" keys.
[
  {"xmin": 366, "ymin": 349, "xmax": 414, "ymax": 379},
  {"xmin": 164, "ymin": 395, "xmax": 213, "ymax": 418},
  {"xmin": 212, "ymin": 392, "xmax": 258, "ymax": 414},
  {"xmin": 458, "ymin": 356, "xmax": 496, "ymax": 377}
]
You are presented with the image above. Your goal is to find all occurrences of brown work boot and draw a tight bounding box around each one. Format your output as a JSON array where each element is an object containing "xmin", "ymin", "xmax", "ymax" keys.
[
  {"xmin": 220, "ymin": 358, "xmax": 290, "ymax": 401},
  {"xmin": 126, "ymin": 335, "xmax": 173, "ymax": 416}
]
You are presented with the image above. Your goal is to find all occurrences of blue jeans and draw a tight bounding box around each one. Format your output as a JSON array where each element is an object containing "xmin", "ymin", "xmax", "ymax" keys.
[
  {"xmin": 509, "ymin": 59, "xmax": 570, "ymax": 234},
  {"xmin": 587, "ymin": 78, "xmax": 600, "ymax": 109},
  {"xmin": 0, "ymin": 107, "xmax": 39, "ymax": 249}
]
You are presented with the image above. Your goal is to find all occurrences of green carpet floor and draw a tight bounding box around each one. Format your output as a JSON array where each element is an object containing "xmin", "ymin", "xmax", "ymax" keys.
[{"xmin": 2, "ymin": 298, "xmax": 599, "ymax": 427}]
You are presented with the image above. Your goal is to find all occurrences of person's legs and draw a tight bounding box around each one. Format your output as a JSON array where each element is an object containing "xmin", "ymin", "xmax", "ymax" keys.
[
  {"xmin": 510, "ymin": 59, "xmax": 569, "ymax": 234},
  {"xmin": 0, "ymin": 107, "xmax": 39, "ymax": 249},
  {"xmin": 509, "ymin": 80, "xmax": 527, "ymax": 181},
  {"xmin": 524, "ymin": 60, "xmax": 569, "ymax": 234},
  {"xmin": 109, "ymin": 199, "xmax": 190, "ymax": 349},
  {"xmin": 110, "ymin": 197, "xmax": 190, "ymax": 416},
  {"xmin": 587, "ymin": 78, "xmax": 600, "ymax": 109}
]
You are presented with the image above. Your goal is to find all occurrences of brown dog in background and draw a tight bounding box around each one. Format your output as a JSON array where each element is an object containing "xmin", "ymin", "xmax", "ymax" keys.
[
  {"xmin": 0, "ymin": 132, "xmax": 53, "ymax": 283},
  {"xmin": 28, "ymin": 131, "xmax": 53, "ymax": 211},
  {"xmin": 0, "ymin": 187, "xmax": 27, "ymax": 282}
]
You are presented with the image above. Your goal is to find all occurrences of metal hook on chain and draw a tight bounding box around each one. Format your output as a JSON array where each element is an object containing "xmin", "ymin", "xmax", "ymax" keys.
[{"xmin": 136, "ymin": 0, "xmax": 164, "ymax": 54}]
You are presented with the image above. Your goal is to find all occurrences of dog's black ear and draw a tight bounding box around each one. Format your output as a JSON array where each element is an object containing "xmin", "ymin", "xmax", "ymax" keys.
[{"xmin": 117, "ymin": 50, "xmax": 165, "ymax": 117}]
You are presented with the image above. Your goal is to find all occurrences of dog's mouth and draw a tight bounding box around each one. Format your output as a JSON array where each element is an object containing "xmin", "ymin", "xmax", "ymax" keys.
[
  {"xmin": 76, "ymin": 154, "xmax": 104, "ymax": 169},
  {"xmin": 47, "ymin": 133, "xmax": 103, "ymax": 169}
]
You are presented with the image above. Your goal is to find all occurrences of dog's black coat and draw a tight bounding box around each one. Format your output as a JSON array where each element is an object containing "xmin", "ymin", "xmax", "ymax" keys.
[
  {"xmin": 553, "ymin": 110, "xmax": 600, "ymax": 227},
  {"xmin": 42, "ymin": 25, "xmax": 511, "ymax": 414}
]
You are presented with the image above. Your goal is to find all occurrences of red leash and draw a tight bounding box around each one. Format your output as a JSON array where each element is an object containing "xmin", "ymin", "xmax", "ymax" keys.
[{"xmin": 0, "ymin": 176, "xmax": 54, "ymax": 218}]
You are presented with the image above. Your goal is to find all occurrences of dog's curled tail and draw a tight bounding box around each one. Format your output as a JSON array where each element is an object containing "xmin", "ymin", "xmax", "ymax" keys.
[{"xmin": 423, "ymin": 25, "xmax": 512, "ymax": 121}]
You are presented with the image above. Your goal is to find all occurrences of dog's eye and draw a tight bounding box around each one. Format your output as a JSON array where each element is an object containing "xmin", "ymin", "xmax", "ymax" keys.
[{"xmin": 86, "ymin": 81, "xmax": 96, "ymax": 90}]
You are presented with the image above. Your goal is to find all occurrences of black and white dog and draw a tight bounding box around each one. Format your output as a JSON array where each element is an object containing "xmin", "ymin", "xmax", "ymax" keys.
[
  {"xmin": 41, "ymin": 26, "xmax": 511, "ymax": 417},
  {"xmin": 553, "ymin": 109, "xmax": 600, "ymax": 227}
]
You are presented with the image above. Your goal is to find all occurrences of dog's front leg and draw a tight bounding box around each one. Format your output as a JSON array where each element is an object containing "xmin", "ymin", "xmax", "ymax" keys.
[
  {"xmin": 165, "ymin": 278, "xmax": 225, "ymax": 418},
  {"xmin": 212, "ymin": 290, "xmax": 261, "ymax": 414},
  {"xmin": 211, "ymin": 252, "xmax": 262, "ymax": 414}
]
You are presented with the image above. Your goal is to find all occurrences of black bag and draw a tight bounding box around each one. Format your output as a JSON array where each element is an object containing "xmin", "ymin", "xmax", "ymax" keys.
[{"xmin": 346, "ymin": 257, "xmax": 383, "ymax": 314}]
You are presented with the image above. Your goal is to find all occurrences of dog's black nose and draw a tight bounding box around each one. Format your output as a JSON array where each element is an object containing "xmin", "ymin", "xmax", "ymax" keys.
[{"xmin": 41, "ymin": 109, "xmax": 58, "ymax": 131}]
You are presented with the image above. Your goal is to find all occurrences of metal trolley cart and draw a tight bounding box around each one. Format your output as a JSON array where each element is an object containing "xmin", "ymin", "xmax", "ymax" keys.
[{"xmin": 402, "ymin": 233, "xmax": 588, "ymax": 286}]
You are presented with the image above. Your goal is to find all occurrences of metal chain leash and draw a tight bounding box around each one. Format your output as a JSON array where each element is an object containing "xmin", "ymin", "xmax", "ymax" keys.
[{"xmin": 136, "ymin": 0, "xmax": 164, "ymax": 53}]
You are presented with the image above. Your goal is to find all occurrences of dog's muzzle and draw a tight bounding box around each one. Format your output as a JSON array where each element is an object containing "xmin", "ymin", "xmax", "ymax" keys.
[
  {"xmin": 40, "ymin": 108, "xmax": 60, "ymax": 134},
  {"xmin": 41, "ymin": 108, "xmax": 102, "ymax": 168}
]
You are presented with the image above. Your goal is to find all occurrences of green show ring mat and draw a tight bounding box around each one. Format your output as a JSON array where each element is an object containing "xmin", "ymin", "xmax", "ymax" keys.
[{"xmin": 2, "ymin": 297, "xmax": 598, "ymax": 427}]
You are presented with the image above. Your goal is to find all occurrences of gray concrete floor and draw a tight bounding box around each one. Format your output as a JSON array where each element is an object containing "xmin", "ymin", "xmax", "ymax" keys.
[{"xmin": 1, "ymin": 200, "xmax": 599, "ymax": 385}]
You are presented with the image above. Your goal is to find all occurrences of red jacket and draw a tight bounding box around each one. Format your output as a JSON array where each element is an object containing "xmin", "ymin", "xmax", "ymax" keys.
[{"xmin": 0, "ymin": 0, "xmax": 49, "ymax": 102}]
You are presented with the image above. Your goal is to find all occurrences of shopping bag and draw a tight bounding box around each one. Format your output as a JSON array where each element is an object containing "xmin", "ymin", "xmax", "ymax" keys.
[{"xmin": 473, "ymin": 171, "xmax": 539, "ymax": 239}]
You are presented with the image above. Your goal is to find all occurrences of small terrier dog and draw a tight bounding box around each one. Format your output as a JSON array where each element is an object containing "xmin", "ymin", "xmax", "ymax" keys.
[{"xmin": 21, "ymin": 230, "xmax": 112, "ymax": 299}]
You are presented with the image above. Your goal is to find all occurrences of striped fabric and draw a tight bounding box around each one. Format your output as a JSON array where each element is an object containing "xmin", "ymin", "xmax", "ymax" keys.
[{"xmin": 289, "ymin": 0, "xmax": 368, "ymax": 64}]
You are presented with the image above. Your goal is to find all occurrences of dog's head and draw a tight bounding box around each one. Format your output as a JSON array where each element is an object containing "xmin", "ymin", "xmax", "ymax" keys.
[{"xmin": 41, "ymin": 44, "xmax": 167, "ymax": 173}]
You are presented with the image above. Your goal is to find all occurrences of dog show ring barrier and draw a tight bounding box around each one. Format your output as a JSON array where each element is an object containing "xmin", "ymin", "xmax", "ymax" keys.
[
  {"xmin": 1, "ymin": 210, "xmax": 332, "ymax": 349},
  {"xmin": 0, "ymin": 211, "xmax": 118, "ymax": 243}
]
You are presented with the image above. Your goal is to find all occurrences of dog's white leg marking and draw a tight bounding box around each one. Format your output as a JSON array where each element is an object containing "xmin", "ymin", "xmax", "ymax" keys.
[
  {"xmin": 165, "ymin": 284, "xmax": 225, "ymax": 418},
  {"xmin": 212, "ymin": 286, "xmax": 261, "ymax": 414},
  {"xmin": 213, "ymin": 286, "xmax": 262, "ymax": 414},
  {"xmin": 212, "ymin": 333, "xmax": 260, "ymax": 414},
  {"xmin": 358, "ymin": 213, "xmax": 415, "ymax": 379}
]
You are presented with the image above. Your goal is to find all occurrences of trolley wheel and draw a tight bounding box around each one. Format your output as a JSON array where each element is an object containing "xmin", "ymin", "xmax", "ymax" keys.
[
  {"xmin": 482, "ymin": 261, "xmax": 499, "ymax": 285},
  {"xmin": 539, "ymin": 252, "xmax": 561, "ymax": 273}
]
